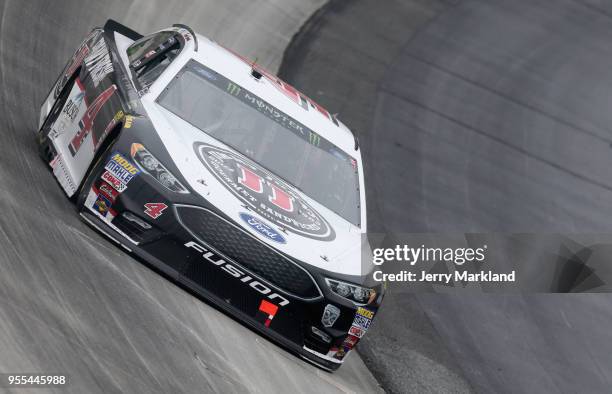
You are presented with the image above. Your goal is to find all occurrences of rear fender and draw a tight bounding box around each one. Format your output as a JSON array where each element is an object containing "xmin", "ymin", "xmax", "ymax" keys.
[
  {"xmin": 39, "ymin": 28, "xmax": 104, "ymax": 130},
  {"xmin": 42, "ymin": 29, "xmax": 128, "ymax": 198}
]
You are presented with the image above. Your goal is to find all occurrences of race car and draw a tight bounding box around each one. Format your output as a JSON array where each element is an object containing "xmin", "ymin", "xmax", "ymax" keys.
[{"xmin": 37, "ymin": 20, "xmax": 383, "ymax": 371}]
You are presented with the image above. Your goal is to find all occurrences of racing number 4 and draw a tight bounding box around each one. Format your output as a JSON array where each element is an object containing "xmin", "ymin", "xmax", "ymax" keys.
[{"xmin": 144, "ymin": 203, "xmax": 168, "ymax": 219}]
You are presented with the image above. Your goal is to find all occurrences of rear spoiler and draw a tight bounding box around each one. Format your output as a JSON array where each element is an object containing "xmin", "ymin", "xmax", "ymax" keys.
[{"xmin": 103, "ymin": 19, "xmax": 143, "ymax": 41}]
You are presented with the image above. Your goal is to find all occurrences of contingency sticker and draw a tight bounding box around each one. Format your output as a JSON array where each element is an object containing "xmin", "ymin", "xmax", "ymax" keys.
[
  {"xmin": 93, "ymin": 193, "xmax": 112, "ymax": 217},
  {"xmin": 356, "ymin": 307, "xmax": 375, "ymax": 320},
  {"xmin": 348, "ymin": 325, "xmax": 366, "ymax": 339},
  {"xmin": 104, "ymin": 151, "xmax": 140, "ymax": 190},
  {"xmin": 348, "ymin": 307, "xmax": 375, "ymax": 338},
  {"xmin": 98, "ymin": 180, "xmax": 119, "ymax": 202},
  {"xmin": 49, "ymin": 79, "xmax": 87, "ymax": 142},
  {"xmin": 85, "ymin": 184, "xmax": 117, "ymax": 224}
]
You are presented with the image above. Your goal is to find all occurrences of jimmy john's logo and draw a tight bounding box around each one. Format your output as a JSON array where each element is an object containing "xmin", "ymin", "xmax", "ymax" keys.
[{"xmin": 194, "ymin": 142, "xmax": 335, "ymax": 241}]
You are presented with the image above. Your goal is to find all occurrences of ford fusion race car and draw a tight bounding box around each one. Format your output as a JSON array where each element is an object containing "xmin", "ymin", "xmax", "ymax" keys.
[{"xmin": 37, "ymin": 20, "xmax": 383, "ymax": 371}]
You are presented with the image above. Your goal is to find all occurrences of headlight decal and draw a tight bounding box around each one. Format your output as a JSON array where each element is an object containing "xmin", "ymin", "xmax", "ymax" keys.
[
  {"xmin": 130, "ymin": 143, "xmax": 189, "ymax": 194},
  {"xmin": 325, "ymin": 278, "xmax": 377, "ymax": 305}
]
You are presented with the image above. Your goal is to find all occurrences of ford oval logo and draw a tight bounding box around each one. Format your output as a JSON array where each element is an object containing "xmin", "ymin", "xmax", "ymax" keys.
[{"xmin": 239, "ymin": 212, "xmax": 286, "ymax": 244}]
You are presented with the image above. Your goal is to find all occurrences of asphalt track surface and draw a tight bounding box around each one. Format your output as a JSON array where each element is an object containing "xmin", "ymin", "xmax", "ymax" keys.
[
  {"xmin": 280, "ymin": 0, "xmax": 612, "ymax": 393},
  {"xmin": 0, "ymin": 1, "xmax": 384, "ymax": 393}
]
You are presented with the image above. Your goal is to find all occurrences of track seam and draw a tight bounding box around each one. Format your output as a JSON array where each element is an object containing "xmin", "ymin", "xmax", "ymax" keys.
[
  {"xmin": 379, "ymin": 86, "xmax": 612, "ymax": 193},
  {"xmin": 571, "ymin": 0, "xmax": 612, "ymax": 21},
  {"xmin": 398, "ymin": 51, "xmax": 612, "ymax": 145}
]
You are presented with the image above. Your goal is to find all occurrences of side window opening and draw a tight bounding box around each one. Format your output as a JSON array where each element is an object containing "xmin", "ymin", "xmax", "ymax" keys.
[{"xmin": 127, "ymin": 31, "xmax": 182, "ymax": 89}]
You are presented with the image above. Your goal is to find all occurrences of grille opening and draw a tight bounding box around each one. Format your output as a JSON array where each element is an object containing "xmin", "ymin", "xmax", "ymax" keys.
[{"xmin": 176, "ymin": 206, "xmax": 321, "ymax": 299}]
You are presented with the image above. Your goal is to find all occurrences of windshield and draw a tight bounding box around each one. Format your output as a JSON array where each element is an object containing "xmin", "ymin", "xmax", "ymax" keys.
[{"xmin": 157, "ymin": 60, "xmax": 361, "ymax": 226}]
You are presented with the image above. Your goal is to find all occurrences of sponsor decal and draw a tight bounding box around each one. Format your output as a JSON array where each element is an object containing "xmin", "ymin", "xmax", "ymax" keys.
[
  {"xmin": 227, "ymin": 81, "xmax": 241, "ymax": 96},
  {"xmin": 93, "ymin": 193, "xmax": 112, "ymax": 217},
  {"xmin": 51, "ymin": 80, "xmax": 86, "ymax": 140},
  {"xmin": 327, "ymin": 334, "xmax": 358, "ymax": 362},
  {"xmin": 101, "ymin": 171, "xmax": 127, "ymax": 193},
  {"xmin": 348, "ymin": 325, "xmax": 365, "ymax": 338},
  {"xmin": 326, "ymin": 341, "xmax": 352, "ymax": 361},
  {"xmin": 104, "ymin": 152, "xmax": 140, "ymax": 186},
  {"xmin": 217, "ymin": 48, "xmax": 338, "ymax": 125},
  {"xmin": 325, "ymin": 339, "xmax": 360, "ymax": 361},
  {"xmin": 53, "ymin": 29, "xmax": 113, "ymax": 99},
  {"xmin": 327, "ymin": 346, "xmax": 339, "ymax": 355},
  {"xmin": 184, "ymin": 241, "xmax": 289, "ymax": 307},
  {"xmin": 84, "ymin": 37, "xmax": 114, "ymax": 88},
  {"xmin": 98, "ymin": 181, "xmax": 119, "ymax": 202},
  {"xmin": 308, "ymin": 131, "xmax": 321, "ymax": 147},
  {"xmin": 62, "ymin": 92, "xmax": 85, "ymax": 122},
  {"xmin": 187, "ymin": 60, "xmax": 352, "ymax": 165},
  {"xmin": 69, "ymin": 84, "xmax": 117, "ymax": 156},
  {"xmin": 124, "ymin": 115, "xmax": 134, "ymax": 128},
  {"xmin": 321, "ymin": 304, "xmax": 341, "ymax": 328},
  {"xmin": 342, "ymin": 334, "xmax": 359, "ymax": 349},
  {"xmin": 50, "ymin": 118, "xmax": 70, "ymax": 140},
  {"xmin": 239, "ymin": 212, "xmax": 286, "ymax": 244},
  {"xmin": 356, "ymin": 307, "xmax": 375, "ymax": 320},
  {"xmin": 144, "ymin": 203, "xmax": 168, "ymax": 219},
  {"xmin": 352, "ymin": 314, "xmax": 372, "ymax": 331},
  {"xmin": 256, "ymin": 299, "xmax": 279, "ymax": 328},
  {"xmin": 85, "ymin": 188, "xmax": 122, "ymax": 228},
  {"xmin": 332, "ymin": 346, "xmax": 347, "ymax": 361},
  {"xmin": 194, "ymin": 142, "xmax": 335, "ymax": 241}
]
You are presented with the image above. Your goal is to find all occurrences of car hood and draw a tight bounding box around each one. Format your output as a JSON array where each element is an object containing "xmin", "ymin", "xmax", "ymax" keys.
[{"xmin": 144, "ymin": 104, "xmax": 370, "ymax": 276}]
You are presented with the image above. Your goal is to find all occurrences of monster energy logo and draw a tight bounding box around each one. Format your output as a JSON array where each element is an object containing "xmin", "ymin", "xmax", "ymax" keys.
[
  {"xmin": 308, "ymin": 131, "xmax": 321, "ymax": 146},
  {"xmin": 227, "ymin": 82, "xmax": 241, "ymax": 96}
]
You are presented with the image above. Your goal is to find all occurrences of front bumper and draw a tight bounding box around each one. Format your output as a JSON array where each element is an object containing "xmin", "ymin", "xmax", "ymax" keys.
[{"xmin": 78, "ymin": 147, "xmax": 381, "ymax": 371}]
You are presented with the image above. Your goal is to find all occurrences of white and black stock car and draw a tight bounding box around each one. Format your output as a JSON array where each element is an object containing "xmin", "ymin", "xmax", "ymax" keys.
[{"xmin": 37, "ymin": 20, "xmax": 383, "ymax": 371}]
